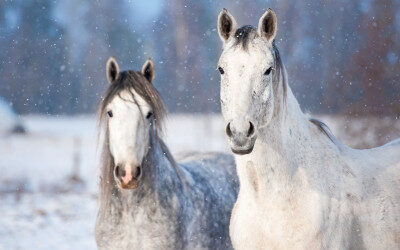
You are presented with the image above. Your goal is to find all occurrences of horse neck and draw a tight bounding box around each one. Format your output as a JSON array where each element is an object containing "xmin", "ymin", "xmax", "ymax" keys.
[
  {"xmin": 238, "ymin": 81, "xmax": 317, "ymax": 191},
  {"xmin": 271, "ymin": 85, "xmax": 311, "ymax": 143}
]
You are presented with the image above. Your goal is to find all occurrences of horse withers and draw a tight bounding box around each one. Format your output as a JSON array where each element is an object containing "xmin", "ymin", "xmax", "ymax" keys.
[
  {"xmin": 217, "ymin": 8, "xmax": 400, "ymax": 249},
  {"xmin": 95, "ymin": 57, "xmax": 238, "ymax": 249}
]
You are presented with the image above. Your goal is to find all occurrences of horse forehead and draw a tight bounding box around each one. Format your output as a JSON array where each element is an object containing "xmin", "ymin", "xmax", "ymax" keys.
[
  {"xmin": 109, "ymin": 88, "xmax": 149, "ymax": 111},
  {"xmin": 223, "ymin": 45, "xmax": 273, "ymax": 70}
]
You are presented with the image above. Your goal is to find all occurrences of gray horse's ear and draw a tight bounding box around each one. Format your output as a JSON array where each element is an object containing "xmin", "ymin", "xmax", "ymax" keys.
[
  {"xmin": 141, "ymin": 59, "xmax": 155, "ymax": 83},
  {"xmin": 218, "ymin": 8, "xmax": 237, "ymax": 42},
  {"xmin": 258, "ymin": 8, "xmax": 277, "ymax": 43},
  {"xmin": 106, "ymin": 57, "xmax": 120, "ymax": 84}
]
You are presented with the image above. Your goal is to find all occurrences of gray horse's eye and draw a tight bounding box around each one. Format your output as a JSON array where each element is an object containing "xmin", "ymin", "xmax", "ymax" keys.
[
  {"xmin": 146, "ymin": 111, "xmax": 153, "ymax": 119},
  {"xmin": 264, "ymin": 67, "xmax": 272, "ymax": 76},
  {"xmin": 107, "ymin": 111, "xmax": 113, "ymax": 118},
  {"xmin": 218, "ymin": 67, "xmax": 225, "ymax": 74}
]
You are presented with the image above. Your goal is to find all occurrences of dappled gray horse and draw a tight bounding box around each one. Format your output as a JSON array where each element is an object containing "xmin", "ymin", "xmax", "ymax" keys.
[
  {"xmin": 95, "ymin": 57, "xmax": 238, "ymax": 249},
  {"xmin": 217, "ymin": 8, "xmax": 400, "ymax": 249}
]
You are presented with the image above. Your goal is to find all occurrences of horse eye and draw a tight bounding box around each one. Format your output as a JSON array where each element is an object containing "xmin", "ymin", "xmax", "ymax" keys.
[
  {"xmin": 107, "ymin": 111, "xmax": 113, "ymax": 118},
  {"xmin": 264, "ymin": 67, "xmax": 272, "ymax": 76},
  {"xmin": 146, "ymin": 111, "xmax": 153, "ymax": 119},
  {"xmin": 218, "ymin": 67, "xmax": 225, "ymax": 74}
]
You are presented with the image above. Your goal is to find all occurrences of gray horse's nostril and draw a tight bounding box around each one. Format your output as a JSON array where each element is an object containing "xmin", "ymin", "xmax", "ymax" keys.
[
  {"xmin": 247, "ymin": 122, "xmax": 255, "ymax": 137},
  {"xmin": 226, "ymin": 122, "xmax": 233, "ymax": 137},
  {"xmin": 134, "ymin": 166, "xmax": 141, "ymax": 179},
  {"xmin": 115, "ymin": 165, "xmax": 127, "ymax": 178}
]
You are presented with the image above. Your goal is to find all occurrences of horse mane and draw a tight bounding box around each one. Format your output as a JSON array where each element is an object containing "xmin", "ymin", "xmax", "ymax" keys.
[
  {"xmin": 158, "ymin": 139, "xmax": 188, "ymax": 192},
  {"xmin": 272, "ymin": 41, "xmax": 287, "ymax": 105},
  {"xmin": 96, "ymin": 69, "xmax": 185, "ymax": 210},
  {"xmin": 309, "ymin": 118, "xmax": 342, "ymax": 147}
]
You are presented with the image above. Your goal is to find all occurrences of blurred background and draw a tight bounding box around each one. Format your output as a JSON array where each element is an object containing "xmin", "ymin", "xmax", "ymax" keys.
[
  {"xmin": 1, "ymin": 0, "xmax": 400, "ymax": 115},
  {"xmin": 0, "ymin": 0, "xmax": 399, "ymax": 249}
]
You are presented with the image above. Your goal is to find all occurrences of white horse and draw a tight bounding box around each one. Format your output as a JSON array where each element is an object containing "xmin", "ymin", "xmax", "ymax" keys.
[
  {"xmin": 95, "ymin": 57, "xmax": 238, "ymax": 249},
  {"xmin": 217, "ymin": 8, "xmax": 400, "ymax": 249}
]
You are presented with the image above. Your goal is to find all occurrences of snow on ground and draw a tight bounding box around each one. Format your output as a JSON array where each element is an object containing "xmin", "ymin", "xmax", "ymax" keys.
[
  {"xmin": 0, "ymin": 192, "xmax": 96, "ymax": 250},
  {"xmin": 0, "ymin": 114, "xmax": 398, "ymax": 249},
  {"xmin": 0, "ymin": 115, "xmax": 99, "ymax": 250}
]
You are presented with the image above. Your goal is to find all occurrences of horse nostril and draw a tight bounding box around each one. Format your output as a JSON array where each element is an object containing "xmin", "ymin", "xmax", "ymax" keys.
[
  {"xmin": 247, "ymin": 122, "xmax": 255, "ymax": 137},
  {"xmin": 134, "ymin": 166, "xmax": 141, "ymax": 179},
  {"xmin": 226, "ymin": 122, "xmax": 233, "ymax": 137},
  {"xmin": 115, "ymin": 165, "xmax": 126, "ymax": 178},
  {"xmin": 115, "ymin": 165, "xmax": 121, "ymax": 177}
]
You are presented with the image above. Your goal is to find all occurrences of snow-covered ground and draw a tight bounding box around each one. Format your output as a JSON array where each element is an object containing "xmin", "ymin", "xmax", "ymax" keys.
[{"xmin": 0, "ymin": 114, "xmax": 398, "ymax": 249}]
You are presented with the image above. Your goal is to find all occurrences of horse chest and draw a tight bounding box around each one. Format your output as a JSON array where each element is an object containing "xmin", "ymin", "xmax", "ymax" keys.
[
  {"xmin": 231, "ymin": 187, "xmax": 324, "ymax": 249},
  {"xmin": 96, "ymin": 205, "xmax": 180, "ymax": 250}
]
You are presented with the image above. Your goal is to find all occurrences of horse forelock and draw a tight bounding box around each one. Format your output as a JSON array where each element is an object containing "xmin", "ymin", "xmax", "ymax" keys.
[{"xmin": 234, "ymin": 25, "xmax": 257, "ymax": 49}]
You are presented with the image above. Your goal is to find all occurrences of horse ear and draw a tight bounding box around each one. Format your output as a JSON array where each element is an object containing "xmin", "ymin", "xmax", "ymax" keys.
[
  {"xmin": 141, "ymin": 59, "xmax": 155, "ymax": 83},
  {"xmin": 258, "ymin": 9, "xmax": 277, "ymax": 43},
  {"xmin": 106, "ymin": 57, "xmax": 120, "ymax": 84},
  {"xmin": 218, "ymin": 8, "xmax": 237, "ymax": 42}
]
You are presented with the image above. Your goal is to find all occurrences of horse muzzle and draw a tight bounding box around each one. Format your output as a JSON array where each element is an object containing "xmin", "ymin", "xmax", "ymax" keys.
[
  {"xmin": 114, "ymin": 165, "xmax": 142, "ymax": 190},
  {"xmin": 226, "ymin": 121, "xmax": 257, "ymax": 155}
]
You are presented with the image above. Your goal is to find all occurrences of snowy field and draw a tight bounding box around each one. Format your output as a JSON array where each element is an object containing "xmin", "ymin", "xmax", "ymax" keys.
[{"xmin": 0, "ymin": 114, "xmax": 399, "ymax": 249}]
